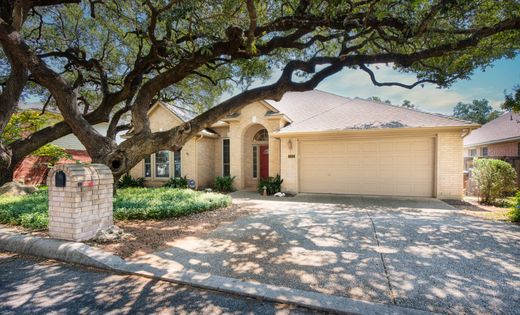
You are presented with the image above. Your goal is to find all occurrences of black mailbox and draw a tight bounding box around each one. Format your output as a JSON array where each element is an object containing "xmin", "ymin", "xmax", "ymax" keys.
[{"xmin": 55, "ymin": 171, "xmax": 66, "ymax": 187}]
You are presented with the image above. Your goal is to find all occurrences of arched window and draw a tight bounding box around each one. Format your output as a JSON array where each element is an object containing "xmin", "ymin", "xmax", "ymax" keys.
[{"xmin": 253, "ymin": 129, "xmax": 268, "ymax": 142}]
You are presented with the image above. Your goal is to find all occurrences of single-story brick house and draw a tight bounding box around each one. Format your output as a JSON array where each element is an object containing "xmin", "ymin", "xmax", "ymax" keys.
[
  {"xmin": 464, "ymin": 112, "xmax": 520, "ymax": 158},
  {"xmin": 463, "ymin": 111, "xmax": 520, "ymax": 193},
  {"xmin": 129, "ymin": 90, "xmax": 477, "ymax": 199}
]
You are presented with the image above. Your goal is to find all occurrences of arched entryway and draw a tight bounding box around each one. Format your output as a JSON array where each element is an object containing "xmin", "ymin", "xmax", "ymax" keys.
[{"xmin": 243, "ymin": 124, "xmax": 269, "ymax": 189}]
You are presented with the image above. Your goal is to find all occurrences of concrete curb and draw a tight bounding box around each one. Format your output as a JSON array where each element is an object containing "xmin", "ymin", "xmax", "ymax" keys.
[
  {"xmin": 0, "ymin": 230, "xmax": 436, "ymax": 315},
  {"xmin": 0, "ymin": 231, "xmax": 126, "ymax": 270}
]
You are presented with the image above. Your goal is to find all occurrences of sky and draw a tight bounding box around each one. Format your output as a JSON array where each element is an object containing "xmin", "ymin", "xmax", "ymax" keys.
[
  {"xmin": 224, "ymin": 55, "xmax": 519, "ymax": 116},
  {"xmin": 315, "ymin": 56, "xmax": 520, "ymax": 115}
]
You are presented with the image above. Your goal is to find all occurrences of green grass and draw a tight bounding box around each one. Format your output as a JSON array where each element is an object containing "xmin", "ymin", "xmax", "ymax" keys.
[{"xmin": 0, "ymin": 187, "xmax": 232, "ymax": 230}]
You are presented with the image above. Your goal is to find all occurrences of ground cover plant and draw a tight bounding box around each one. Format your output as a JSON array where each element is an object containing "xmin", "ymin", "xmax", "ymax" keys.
[{"xmin": 0, "ymin": 187, "xmax": 231, "ymax": 229}]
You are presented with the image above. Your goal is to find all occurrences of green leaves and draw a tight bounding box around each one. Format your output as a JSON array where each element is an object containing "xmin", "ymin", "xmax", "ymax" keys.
[
  {"xmin": 453, "ymin": 99, "xmax": 502, "ymax": 124},
  {"xmin": 472, "ymin": 158, "xmax": 517, "ymax": 205},
  {"xmin": 1, "ymin": 110, "xmax": 61, "ymax": 145}
]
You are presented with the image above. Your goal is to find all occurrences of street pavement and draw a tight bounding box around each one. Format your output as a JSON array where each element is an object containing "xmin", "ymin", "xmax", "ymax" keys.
[{"xmin": 0, "ymin": 252, "xmax": 321, "ymax": 315}]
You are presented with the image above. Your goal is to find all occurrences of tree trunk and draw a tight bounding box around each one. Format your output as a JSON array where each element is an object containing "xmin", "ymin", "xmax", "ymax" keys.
[{"xmin": 0, "ymin": 163, "xmax": 14, "ymax": 187}]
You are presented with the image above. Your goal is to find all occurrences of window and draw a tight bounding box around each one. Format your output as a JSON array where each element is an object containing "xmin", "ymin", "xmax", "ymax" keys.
[
  {"xmin": 517, "ymin": 142, "xmax": 520, "ymax": 156},
  {"xmin": 469, "ymin": 149, "xmax": 477, "ymax": 157},
  {"xmin": 174, "ymin": 150, "xmax": 182, "ymax": 178},
  {"xmin": 481, "ymin": 147, "xmax": 488, "ymax": 157},
  {"xmin": 155, "ymin": 151, "xmax": 170, "ymax": 177},
  {"xmin": 253, "ymin": 129, "xmax": 268, "ymax": 142},
  {"xmin": 252, "ymin": 145, "xmax": 258, "ymax": 178},
  {"xmin": 223, "ymin": 139, "xmax": 230, "ymax": 176},
  {"xmin": 144, "ymin": 155, "xmax": 152, "ymax": 177}
]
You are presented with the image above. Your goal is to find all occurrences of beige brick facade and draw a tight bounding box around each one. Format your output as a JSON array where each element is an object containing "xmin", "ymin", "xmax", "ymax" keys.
[
  {"xmin": 128, "ymin": 101, "xmax": 467, "ymax": 199},
  {"xmin": 47, "ymin": 164, "xmax": 113, "ymax": 241},
  {"xmin": 435, "ymin": 131, "xmax": 464, "ymax": 199}
]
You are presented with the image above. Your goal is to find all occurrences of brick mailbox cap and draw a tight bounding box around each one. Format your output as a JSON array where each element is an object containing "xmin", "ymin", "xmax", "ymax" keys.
[{"xmin": 47, "ymin": 164, "xmax": 114, "ymax": 187}]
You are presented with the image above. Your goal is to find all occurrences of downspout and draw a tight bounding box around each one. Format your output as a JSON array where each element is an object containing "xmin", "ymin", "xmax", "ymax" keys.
[{"xmin": 461, "ymin": 128, "xmax": 471, "ymax": 138}]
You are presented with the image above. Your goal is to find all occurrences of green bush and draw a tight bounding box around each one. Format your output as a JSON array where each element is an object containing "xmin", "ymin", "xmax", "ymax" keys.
[
  {"xmin": 163, "ymin": 176, "xmax": 188, "ymax": 188},
  {"xmin": 472, "ymin": 158, "xmax": 517, "ymax": 204},
  {"xmin": 215, "ymin": 176, "xmax": 235, "ymax": 192},
  {"xmin": 509, "ymin": 191, "xmax": 520, "ymax": 222},
  {"xmin": 0, "ymin": 187, "xmax": 231, "ymax": 228},
  {"xmin": 114, "ymin": 188, "xmax": 231, "ymax": 220},
  {"xmin": 258, "ymin": 175, "xmax": 283, "ymax": 195},
  {"xmin": 117, "ymin": 174, "xmax": 145, "ymax": 188}
]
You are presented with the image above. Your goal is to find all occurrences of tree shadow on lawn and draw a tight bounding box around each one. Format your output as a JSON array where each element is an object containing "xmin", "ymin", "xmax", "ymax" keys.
[{"xmin": 131, "ymin": 198, "xmax": 520, "ymax": 315}]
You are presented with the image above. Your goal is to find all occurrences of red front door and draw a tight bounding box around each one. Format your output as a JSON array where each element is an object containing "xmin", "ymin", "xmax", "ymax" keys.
[{"xmin": 259, "ymin": 145, "xmax": 269, "ymax": 179}]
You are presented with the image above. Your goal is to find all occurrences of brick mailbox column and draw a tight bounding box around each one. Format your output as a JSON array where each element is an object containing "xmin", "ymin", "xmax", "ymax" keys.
[{"xmin": 47, "ymin": 164, "xmax": 114, "ymax": 241}]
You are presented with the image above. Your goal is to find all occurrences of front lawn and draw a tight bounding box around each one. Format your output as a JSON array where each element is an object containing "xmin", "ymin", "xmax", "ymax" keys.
[{"xmin": 0, "ymin": 187, "xmax": 232, "ymax": 230}]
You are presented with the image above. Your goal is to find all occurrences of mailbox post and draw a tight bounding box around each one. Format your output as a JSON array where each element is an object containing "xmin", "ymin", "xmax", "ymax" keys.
[{"xmin": 47, "ymin": 164, "xmax": 114, "ymax": 241}]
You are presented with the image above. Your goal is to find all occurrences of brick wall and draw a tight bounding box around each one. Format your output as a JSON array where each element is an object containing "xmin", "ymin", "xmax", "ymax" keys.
[
  {"xmin": 436, "ymin": 131, "xmax": 464, "ymax": 199},
  {"xmin": 14, "ymin": 149, "xmax": 91, "ymax": 185},
  {"xmin": 466, "ymin": 141, "xmax": 519, "ymax": 157}
]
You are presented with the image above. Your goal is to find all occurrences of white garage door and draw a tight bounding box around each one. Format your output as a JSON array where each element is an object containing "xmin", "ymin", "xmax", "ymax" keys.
[{"xmin": 299, "ymin": 137, "xmax": 435, "ymax": 197}]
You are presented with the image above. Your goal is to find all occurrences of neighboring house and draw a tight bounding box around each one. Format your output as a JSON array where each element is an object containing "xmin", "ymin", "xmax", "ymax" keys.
[
  {"xmin": 12, "ymin": 103, "xmax": 109, "ymax": 184},
  {"xmin": 464, "ymin": 112, "xmax": 520, "ymax": 159},
  {"xmin": 129, "ymin": 90, "xmax": 477, "ymax": 199},
  {"xmin": 463, "ymin": 111, "xmax": 520, "ymax": 193}
]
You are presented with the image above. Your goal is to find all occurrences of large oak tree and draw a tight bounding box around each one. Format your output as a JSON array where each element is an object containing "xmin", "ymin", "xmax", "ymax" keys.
[{"xmin": 0, "ymin": 0, "xmax": 519, "ymax": 184}]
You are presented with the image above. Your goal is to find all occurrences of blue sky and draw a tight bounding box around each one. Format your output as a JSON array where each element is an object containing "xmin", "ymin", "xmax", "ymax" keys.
[{"xmin": 316, "ymin": 56, "xmax": 520, "ymax": 115}]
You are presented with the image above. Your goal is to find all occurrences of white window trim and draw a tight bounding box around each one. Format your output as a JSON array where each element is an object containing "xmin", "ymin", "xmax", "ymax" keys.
[{"xmin": 143, "ymin": 150, "xmax": 182, "ymax": 180}]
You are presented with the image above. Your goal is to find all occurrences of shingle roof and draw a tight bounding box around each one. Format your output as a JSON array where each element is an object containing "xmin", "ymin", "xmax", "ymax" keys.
[
  {"xmin": 464, "ymin": 112, "xmax": 520, "ymax": 147},
  {"xmin": 266, "ymin": 90, "xmax": 475, "ymax": 134},
  {"xmin": 265, "ymin": 90, "xmax": 351, "ymax": 123},
  {"xmin": 160, "ymin": 102, "xmax": 197, "ymax": 122}
]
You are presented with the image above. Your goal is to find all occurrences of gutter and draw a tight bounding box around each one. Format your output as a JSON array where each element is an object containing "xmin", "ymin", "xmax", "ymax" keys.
[
  {"xmin": 272, "ymin": 125, "xmax": 480, "ymax": 138},
  {"xmin": 464, "ymin": 135, "xmax": 520, "ymax": 148}
]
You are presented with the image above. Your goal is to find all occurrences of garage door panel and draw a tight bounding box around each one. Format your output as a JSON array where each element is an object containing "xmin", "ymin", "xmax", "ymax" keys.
[{"xmin": 299, "ymin": 138, "xmax": 434, "ymax": 197}]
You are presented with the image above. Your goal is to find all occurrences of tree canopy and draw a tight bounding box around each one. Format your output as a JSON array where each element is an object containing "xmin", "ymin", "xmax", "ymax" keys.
[
  {"xmin": 453, "ymin": 99, "xmax": 502, "ymax": 124},
  {"xmin": 0, "ymin": 0, "xmax": 519, "ymax": 183},
  {"xmin": 503, "ymin": 85, "xmax": 520, "ymax": 112}
]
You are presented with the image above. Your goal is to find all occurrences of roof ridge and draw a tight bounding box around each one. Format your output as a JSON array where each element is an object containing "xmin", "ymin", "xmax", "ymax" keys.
[
  {"xmin": 282, "ymin": 98, "xmax": 355, "ymax": 128},
  {"xmin": 355, "ymin": 97, "xmax": 476, "ymax": 125}
]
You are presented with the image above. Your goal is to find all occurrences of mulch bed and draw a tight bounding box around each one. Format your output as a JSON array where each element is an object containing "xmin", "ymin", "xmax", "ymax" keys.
[
  {"xmin": 88, "ymin": 204, "xmax": 257, "ymax": 259},
  {"xmin": 1, "ymin": 204, "xmax": 257, "ymax": 259}
]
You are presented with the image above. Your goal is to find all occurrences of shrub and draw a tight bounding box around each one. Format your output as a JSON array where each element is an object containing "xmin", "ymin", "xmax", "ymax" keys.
[
  {"xmin": 163, "ymin": 176, "xmax": 188, "ymax": 188},
  {"xmin": 215, "ymin": 176, "xmax": 235, "ymax": 192},
  {"xmin": 0, "ymin": 187, "xmax": 232, "ymax": 228},
  {"xmin": 472, "ymin": 158, "xmax": 517, "ymax": 204},
  {"xmin": 114, "ymin": 188, "xmax": 231, "ymax": 220},
  {"xmin": 509, "ymin": 191, "xmax": 520, "ymax": 222},
  {"xmin": 258, "ymin": 175, "xmax": 283, "ymax": 195},
  {"xmin": 117, "ymin": 174, "xmax": 145, "ymax": 188}
]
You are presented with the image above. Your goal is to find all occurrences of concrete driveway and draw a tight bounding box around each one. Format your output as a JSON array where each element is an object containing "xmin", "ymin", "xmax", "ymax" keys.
[{"xmin": 133, "ymin": 192, "xmax": 520, "ymax": 314}]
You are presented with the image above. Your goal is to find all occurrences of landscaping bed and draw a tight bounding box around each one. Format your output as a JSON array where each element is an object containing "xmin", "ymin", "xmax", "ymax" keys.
[
  {"xmin": 0, "ymin": 187, "xmax": 254, "ymax": 258},
  {"xmin": 0, "ymin": 187, "xmax": 232, "ymax": 229}
]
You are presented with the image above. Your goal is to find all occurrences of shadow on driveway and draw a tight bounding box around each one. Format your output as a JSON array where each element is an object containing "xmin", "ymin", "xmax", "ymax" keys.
[{"xmin": 131, "ymin": 193, "xmax": 520, "ymax": 314}]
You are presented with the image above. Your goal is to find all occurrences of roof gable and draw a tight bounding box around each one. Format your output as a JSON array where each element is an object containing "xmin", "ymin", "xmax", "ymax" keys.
[
  {"xmin": 149, "ymin": 101, "xmax": 197, "ymax": 122},
  {"xmin": 464, "ymin": 112, "xmax": 520, "ymax": 146},
  {"xmin": 265, "ymin": 90, "xmax": 476, "ymax": 134}
]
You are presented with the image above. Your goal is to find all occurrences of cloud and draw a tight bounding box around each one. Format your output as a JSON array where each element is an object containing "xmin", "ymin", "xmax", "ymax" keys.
[{"xmin": 317, "ymin": 65, "xmax": 489, "ymax": 114}]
